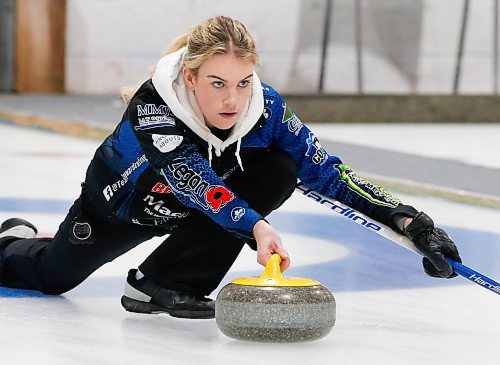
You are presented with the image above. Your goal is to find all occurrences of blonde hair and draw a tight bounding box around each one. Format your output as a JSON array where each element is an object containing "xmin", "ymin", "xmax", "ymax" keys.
[{"xmin": 122, "ymin": 16, "xmax": 259, "ymax": 104}]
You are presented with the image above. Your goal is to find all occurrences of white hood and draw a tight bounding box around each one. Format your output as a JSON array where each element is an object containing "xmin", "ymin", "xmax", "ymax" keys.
[{"xmin": 152, "ymin": 47, "xmax": 264, "ymax": 170}]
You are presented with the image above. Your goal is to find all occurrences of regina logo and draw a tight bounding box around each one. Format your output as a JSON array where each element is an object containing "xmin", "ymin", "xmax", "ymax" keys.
[
  {"xmin": 231, "ymin": 207, "xmax": 246, "ymax": 221},
  {"xmin": 165, "ymin": 158, "xmax": 234, "ymax": 213}
]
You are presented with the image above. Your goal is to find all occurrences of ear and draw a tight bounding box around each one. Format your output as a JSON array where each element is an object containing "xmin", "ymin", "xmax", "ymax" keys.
[{"xmin": 182, "ymin": 67, "xmax": 197, "ymax": 90}]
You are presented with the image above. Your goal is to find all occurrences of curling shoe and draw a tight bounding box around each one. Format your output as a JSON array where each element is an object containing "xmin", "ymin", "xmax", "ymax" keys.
[
  {"xmin": 121, "ymin": 269, "xmax": 215, "ymax": 319},
  {"xmin": 0, "ymin": 218, "xmax": 38, "ymax": 240}
]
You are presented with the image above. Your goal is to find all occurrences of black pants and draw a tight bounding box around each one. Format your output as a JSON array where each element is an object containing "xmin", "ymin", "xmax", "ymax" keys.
[{"xmin": 0, "ymin": 150, "xmax": 297, "ymax": 296}]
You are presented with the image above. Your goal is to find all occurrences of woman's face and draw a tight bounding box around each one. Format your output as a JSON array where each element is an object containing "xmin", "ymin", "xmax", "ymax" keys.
[{"xmin": 183, "ymin": 53, "xmax": 254, "ymax": 130}]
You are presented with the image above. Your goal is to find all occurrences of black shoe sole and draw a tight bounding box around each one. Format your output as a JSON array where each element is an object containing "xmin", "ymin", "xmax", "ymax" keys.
[
  {"xmin": 120, "ymin": 295, "xmax": 215, "ymax": 319},
  {"xmin": 0, "ymin": 218, "xmax": 38, "ymax": 234}
]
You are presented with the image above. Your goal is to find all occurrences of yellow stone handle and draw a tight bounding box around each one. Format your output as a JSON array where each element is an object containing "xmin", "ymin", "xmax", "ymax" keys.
[
  {"xmin": 264, "ymin": 253, "xmax": 283, "ymax": 280},
  {"xmin": 231, "ymin": 253, "xmax": 321, "ymax": 287}
]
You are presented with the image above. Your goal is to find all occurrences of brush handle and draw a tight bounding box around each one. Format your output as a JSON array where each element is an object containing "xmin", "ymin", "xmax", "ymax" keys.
[
  {"xmin": 296, "ymin": 182, "xmax": 500, "ymax": 296},
  {"xmin": 447, "ymin": 259, "xmax": 500, "ymax": 295}
]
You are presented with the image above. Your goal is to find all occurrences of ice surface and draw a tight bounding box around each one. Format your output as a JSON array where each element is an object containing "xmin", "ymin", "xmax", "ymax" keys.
[{"xmin": 0, "ymin": 124, "xmax": 499, "ymax": 365}]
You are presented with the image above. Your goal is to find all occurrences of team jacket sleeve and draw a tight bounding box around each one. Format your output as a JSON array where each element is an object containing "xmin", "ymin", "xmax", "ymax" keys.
[
  {"xmin": 127, "ymin": 93, "xmax": 263, "ymax": 239},
  {"xmin": 268, "ymin": 93, "xmax": 417, "ymax": 232}
]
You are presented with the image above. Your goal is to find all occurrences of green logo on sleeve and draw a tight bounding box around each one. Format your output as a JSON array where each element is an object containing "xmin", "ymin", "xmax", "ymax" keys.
[{"xmin": 334, "ymin": 164, "xmax": 401, "ymax": 208}]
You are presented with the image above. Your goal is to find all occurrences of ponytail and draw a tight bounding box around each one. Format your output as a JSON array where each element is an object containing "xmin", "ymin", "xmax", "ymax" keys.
[{"xmin": 165, "ymin": 32, "xmax": 190, "ymax": 55}]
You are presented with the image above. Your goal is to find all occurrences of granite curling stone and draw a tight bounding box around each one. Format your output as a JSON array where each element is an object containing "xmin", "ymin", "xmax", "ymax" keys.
[{"xmin": 215, "ymin": 254, "xmax": 336, "ymax": 342}]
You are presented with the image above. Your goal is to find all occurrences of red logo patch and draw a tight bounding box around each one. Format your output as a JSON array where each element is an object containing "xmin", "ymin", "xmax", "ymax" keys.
[
  {"xmin": 206, "ymin": 186, "xmax": 234, "ymax": 213},
  {"xmin": 152, "ymin": 182, "xmax": 171, "ymax": 194}
]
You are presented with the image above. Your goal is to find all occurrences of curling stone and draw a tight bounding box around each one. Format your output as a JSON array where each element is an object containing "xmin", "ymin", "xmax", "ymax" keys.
[{"xmin": 215, "ymin": 254, "xmax": 336, "ymax": 342}]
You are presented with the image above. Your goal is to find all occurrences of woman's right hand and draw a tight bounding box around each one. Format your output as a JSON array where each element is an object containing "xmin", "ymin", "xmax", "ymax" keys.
[{"xmin": 252, "ymin": 220, "xmax": 290, "ymax": 272}]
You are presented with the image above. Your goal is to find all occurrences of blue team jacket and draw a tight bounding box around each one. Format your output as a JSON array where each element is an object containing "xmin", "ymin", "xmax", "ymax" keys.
[{"xmin": 84, "ymin": 79, "xmax": 415, "ymax": 240}]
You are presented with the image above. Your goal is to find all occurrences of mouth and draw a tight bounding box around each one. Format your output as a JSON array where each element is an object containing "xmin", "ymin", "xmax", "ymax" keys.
[{"xmin": 219, "ymin": 112, "xmax": 238, "ymax": 119}]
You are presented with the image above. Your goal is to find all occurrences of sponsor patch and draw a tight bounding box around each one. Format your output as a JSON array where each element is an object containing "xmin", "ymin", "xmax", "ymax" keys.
[
  {"xmin": 72, "ymin": 222, "xmax": 92, "ymax": 240},
  {"xmin": 135, "ymin": 116, "xmax": 176, "ymax": 131},
  {"xmin": 143, "ymin": 195, "xmax": 189, "ymax": 218},
  {"xmin": 281, "ymin": 103, "xmax": 303, "ymax": 136},
  {"xmin": 137, "ymin": 104, "xmax": 172, "ymax": 117},
  {"xmin": 231, "ymin": 207, "xmax": 246, "ymax": 221},
  {"xmin": 134, "ymin": 104, "xmax": 176, "ymax": 130},
  {"xmin": 164, "ymin": 158, "xmax": 234, "ymax": 213},
  {"xmin": 103, "ymin": 154, "xmax": 148, "ymax": 201},
  {"xmin": 263, "ymin": 107, "xmax": 272, "ymax": 120},
  {"xmin": 152, "ymin": 182, "xmax": 172, "ymax": 194},
  {"xmin": 220, "ymin": 165, "xmax": 239, "ymax": 181},
  {"xmin": 70, "ymin": 216, "xmax": 94, "ymax": 244},
  {"xmin": 334, "ymin": 164, "xmax": 401, "ymax": 208},
  {"xmin": 152, "ymin": 134, "xmax": 183, "ymax": 153},
  {"xmin": 305, "ymin": 132, "xmax": 328, "ymax": 165},
  {"xmin": 132, "ymin": 214, "xmax": 188, "ymax": 226}
]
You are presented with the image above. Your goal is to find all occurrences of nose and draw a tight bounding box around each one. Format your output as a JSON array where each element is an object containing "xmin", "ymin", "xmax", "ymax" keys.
[{"xmin": 223, "ymin": 88, "xmax": 237, "ymax": 108}]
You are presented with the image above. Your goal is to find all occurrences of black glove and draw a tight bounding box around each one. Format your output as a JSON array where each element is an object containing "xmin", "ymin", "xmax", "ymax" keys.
[{"xmin": 404, "ymin": 212, "xmax": 462, "ymax": 278}]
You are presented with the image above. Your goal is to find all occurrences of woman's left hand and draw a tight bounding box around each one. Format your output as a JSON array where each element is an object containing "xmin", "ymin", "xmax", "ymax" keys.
[{"xmin": 404, "ymin": 212, "xmax": 462, "ymax": 278}]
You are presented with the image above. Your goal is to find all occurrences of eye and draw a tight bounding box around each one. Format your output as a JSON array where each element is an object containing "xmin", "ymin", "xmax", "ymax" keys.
[
  {"xmin": 212, "ymin": 81, "xmax": 224, "ymax": 88},
  {"xmin": 238, "ymin": 80, "xmax": 250, "ymax": 88}
]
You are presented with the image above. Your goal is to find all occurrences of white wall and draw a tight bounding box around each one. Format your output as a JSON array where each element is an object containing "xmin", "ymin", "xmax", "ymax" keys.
[
  {"xmin": 417, "ymin": 0, "xmax": 496, "ymax": 94},
  {"xmin": 65, "ymin": 0, "xmax": 499, "ymax": 95},
  {"xmin": 65, "ymin": 0, "xmax": 302, "ymax": 94}
]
